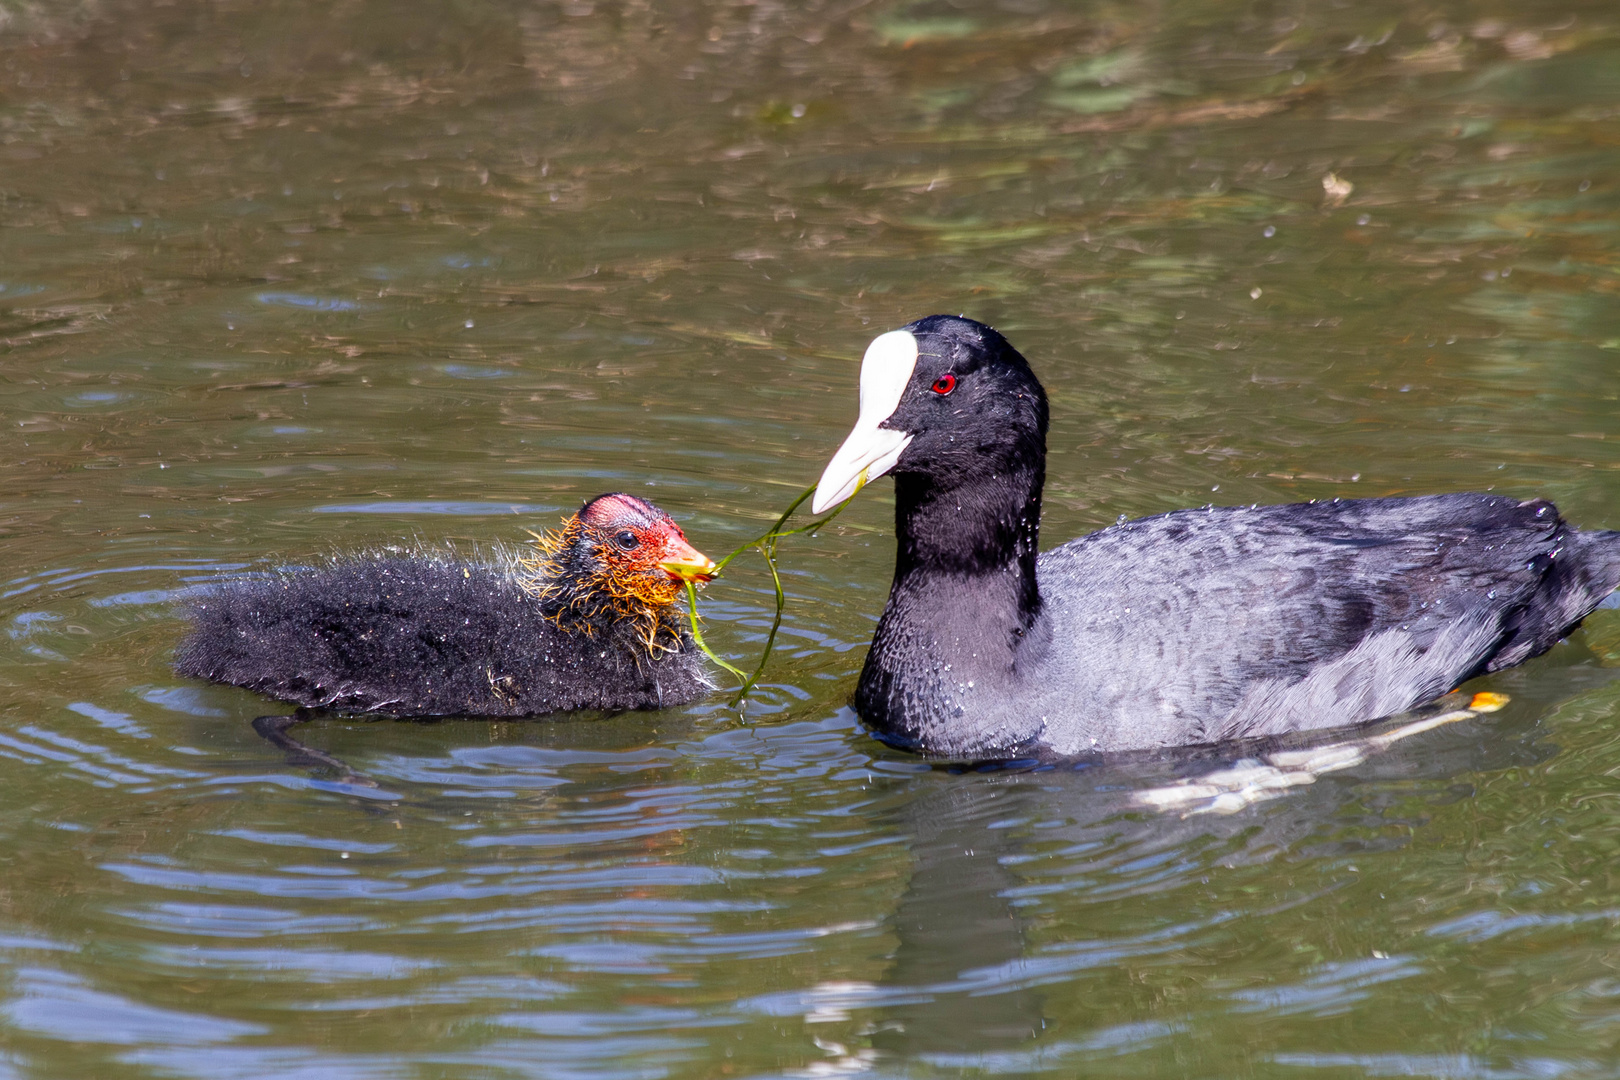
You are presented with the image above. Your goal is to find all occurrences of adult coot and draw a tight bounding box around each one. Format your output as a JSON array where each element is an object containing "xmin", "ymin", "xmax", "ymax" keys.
[
  {"xmin": 175, "ymin": 493, "xmax": 716, "ymax": 717},
  {"xmin": 813, "ymin": 315, "xmax": 1620, "ymax": 759}
]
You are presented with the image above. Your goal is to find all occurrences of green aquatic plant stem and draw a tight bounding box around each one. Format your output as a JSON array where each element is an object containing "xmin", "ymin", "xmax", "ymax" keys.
[
  {"xmin": 682, "ymin": 483, "xmax": 850, "ymax": 706},
  {"xmin": 682, "ymin": 580, "xmax": 748, "ymax": 684}
]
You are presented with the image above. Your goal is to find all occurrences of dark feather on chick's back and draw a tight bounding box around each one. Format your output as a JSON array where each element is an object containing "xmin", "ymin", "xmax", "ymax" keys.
[{"xmin": 175, "ymin": 493, "xmax": 715, "ymax": 717}]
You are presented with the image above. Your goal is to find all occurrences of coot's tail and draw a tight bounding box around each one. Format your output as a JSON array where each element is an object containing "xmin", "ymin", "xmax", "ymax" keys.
[{"xmin": 1489, "ymin": 526, "xmax": 1620, "ymax": 671}]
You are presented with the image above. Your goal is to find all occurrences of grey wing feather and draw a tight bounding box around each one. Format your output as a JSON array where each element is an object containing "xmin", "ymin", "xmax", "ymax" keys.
[{"xmin": 1030, "ymin": 494, "xmax": 1620, "ymax": 753}]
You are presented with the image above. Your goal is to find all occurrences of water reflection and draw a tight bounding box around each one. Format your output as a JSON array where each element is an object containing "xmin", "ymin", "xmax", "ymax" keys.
[
  {"xmin": 4, "ymin": 0, "xmax": 1620, "ymax": 1073},
  {"xmin": 877, "ymin": 779, "xmax": 1049, "ymax": 1057},
  {"xmin": 861, "ymin": 690, "xmax": 1578, "ymax": 1069}
]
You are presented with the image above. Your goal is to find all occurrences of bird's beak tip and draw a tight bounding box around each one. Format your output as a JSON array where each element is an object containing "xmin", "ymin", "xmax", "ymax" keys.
[{"xmin": 660, "ymin": 539, "xmax": 718, "ymax": 584}]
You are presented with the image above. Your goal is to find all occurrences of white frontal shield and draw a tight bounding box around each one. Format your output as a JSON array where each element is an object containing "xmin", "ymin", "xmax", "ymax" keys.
[{"xmin": 812, "ymin": 330, "xmax": 919, "ymax": 514}]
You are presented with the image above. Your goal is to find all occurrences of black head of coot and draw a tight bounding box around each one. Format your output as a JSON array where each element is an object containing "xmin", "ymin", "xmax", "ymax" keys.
[{"xmin": 881, "ymin": 315, "xmax": 1049, "ymax": 489}]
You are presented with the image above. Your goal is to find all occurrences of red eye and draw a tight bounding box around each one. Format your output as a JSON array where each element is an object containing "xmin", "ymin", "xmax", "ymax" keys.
[{"xmin": 931, "ymin": 373, "xmax": 957, "ymax": 395}]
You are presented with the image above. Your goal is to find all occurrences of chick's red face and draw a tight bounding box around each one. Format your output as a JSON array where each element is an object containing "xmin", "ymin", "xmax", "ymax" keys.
[{"xmin": 578, "ymin": 494, "xmax": 716, "ymax": 606}]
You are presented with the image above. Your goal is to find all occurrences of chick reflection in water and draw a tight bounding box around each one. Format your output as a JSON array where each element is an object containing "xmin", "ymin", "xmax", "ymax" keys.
[{"xmin": 175, "ymin": 494, "xmax": 717, "ymax": 779}]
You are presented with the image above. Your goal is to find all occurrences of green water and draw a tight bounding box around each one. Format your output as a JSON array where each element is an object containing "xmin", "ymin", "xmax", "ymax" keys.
[{"xmin": 4, "ymin": 0, "xmax": 1620, "ymax": 1075}]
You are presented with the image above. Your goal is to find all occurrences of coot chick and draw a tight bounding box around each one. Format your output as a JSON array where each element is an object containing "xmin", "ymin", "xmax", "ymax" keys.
[
  {"xmin": 813, "ymin": 315, "xmax": 1620, "ymax": 759},
  {"xmin": 175, "ymin": 493, "xmax": 717, "ymax": 716}
]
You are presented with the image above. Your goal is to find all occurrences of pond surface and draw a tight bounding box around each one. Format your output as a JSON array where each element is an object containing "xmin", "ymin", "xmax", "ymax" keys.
[{"xmin": 4, "ymin": 0, "xmax": 1620, "ymax": 1075}]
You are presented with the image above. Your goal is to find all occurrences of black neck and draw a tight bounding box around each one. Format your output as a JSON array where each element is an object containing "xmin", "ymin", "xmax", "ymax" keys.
[
  {"xmin": 890, "ymin": 455, "xmax": 1045, "ymax": 624},
  {"xmin": 858, "ymin": 458, "xmax": 1048, "ymax": 758}
]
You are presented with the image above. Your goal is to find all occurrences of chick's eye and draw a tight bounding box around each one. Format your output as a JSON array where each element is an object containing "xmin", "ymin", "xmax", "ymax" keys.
[
  {"xmin": 614, "ymin": 531, "xmax": 639, "ymax": 550},
  {"xmin": 931, "ymin": 373, "xmax": 957, "ymax": 395}
]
